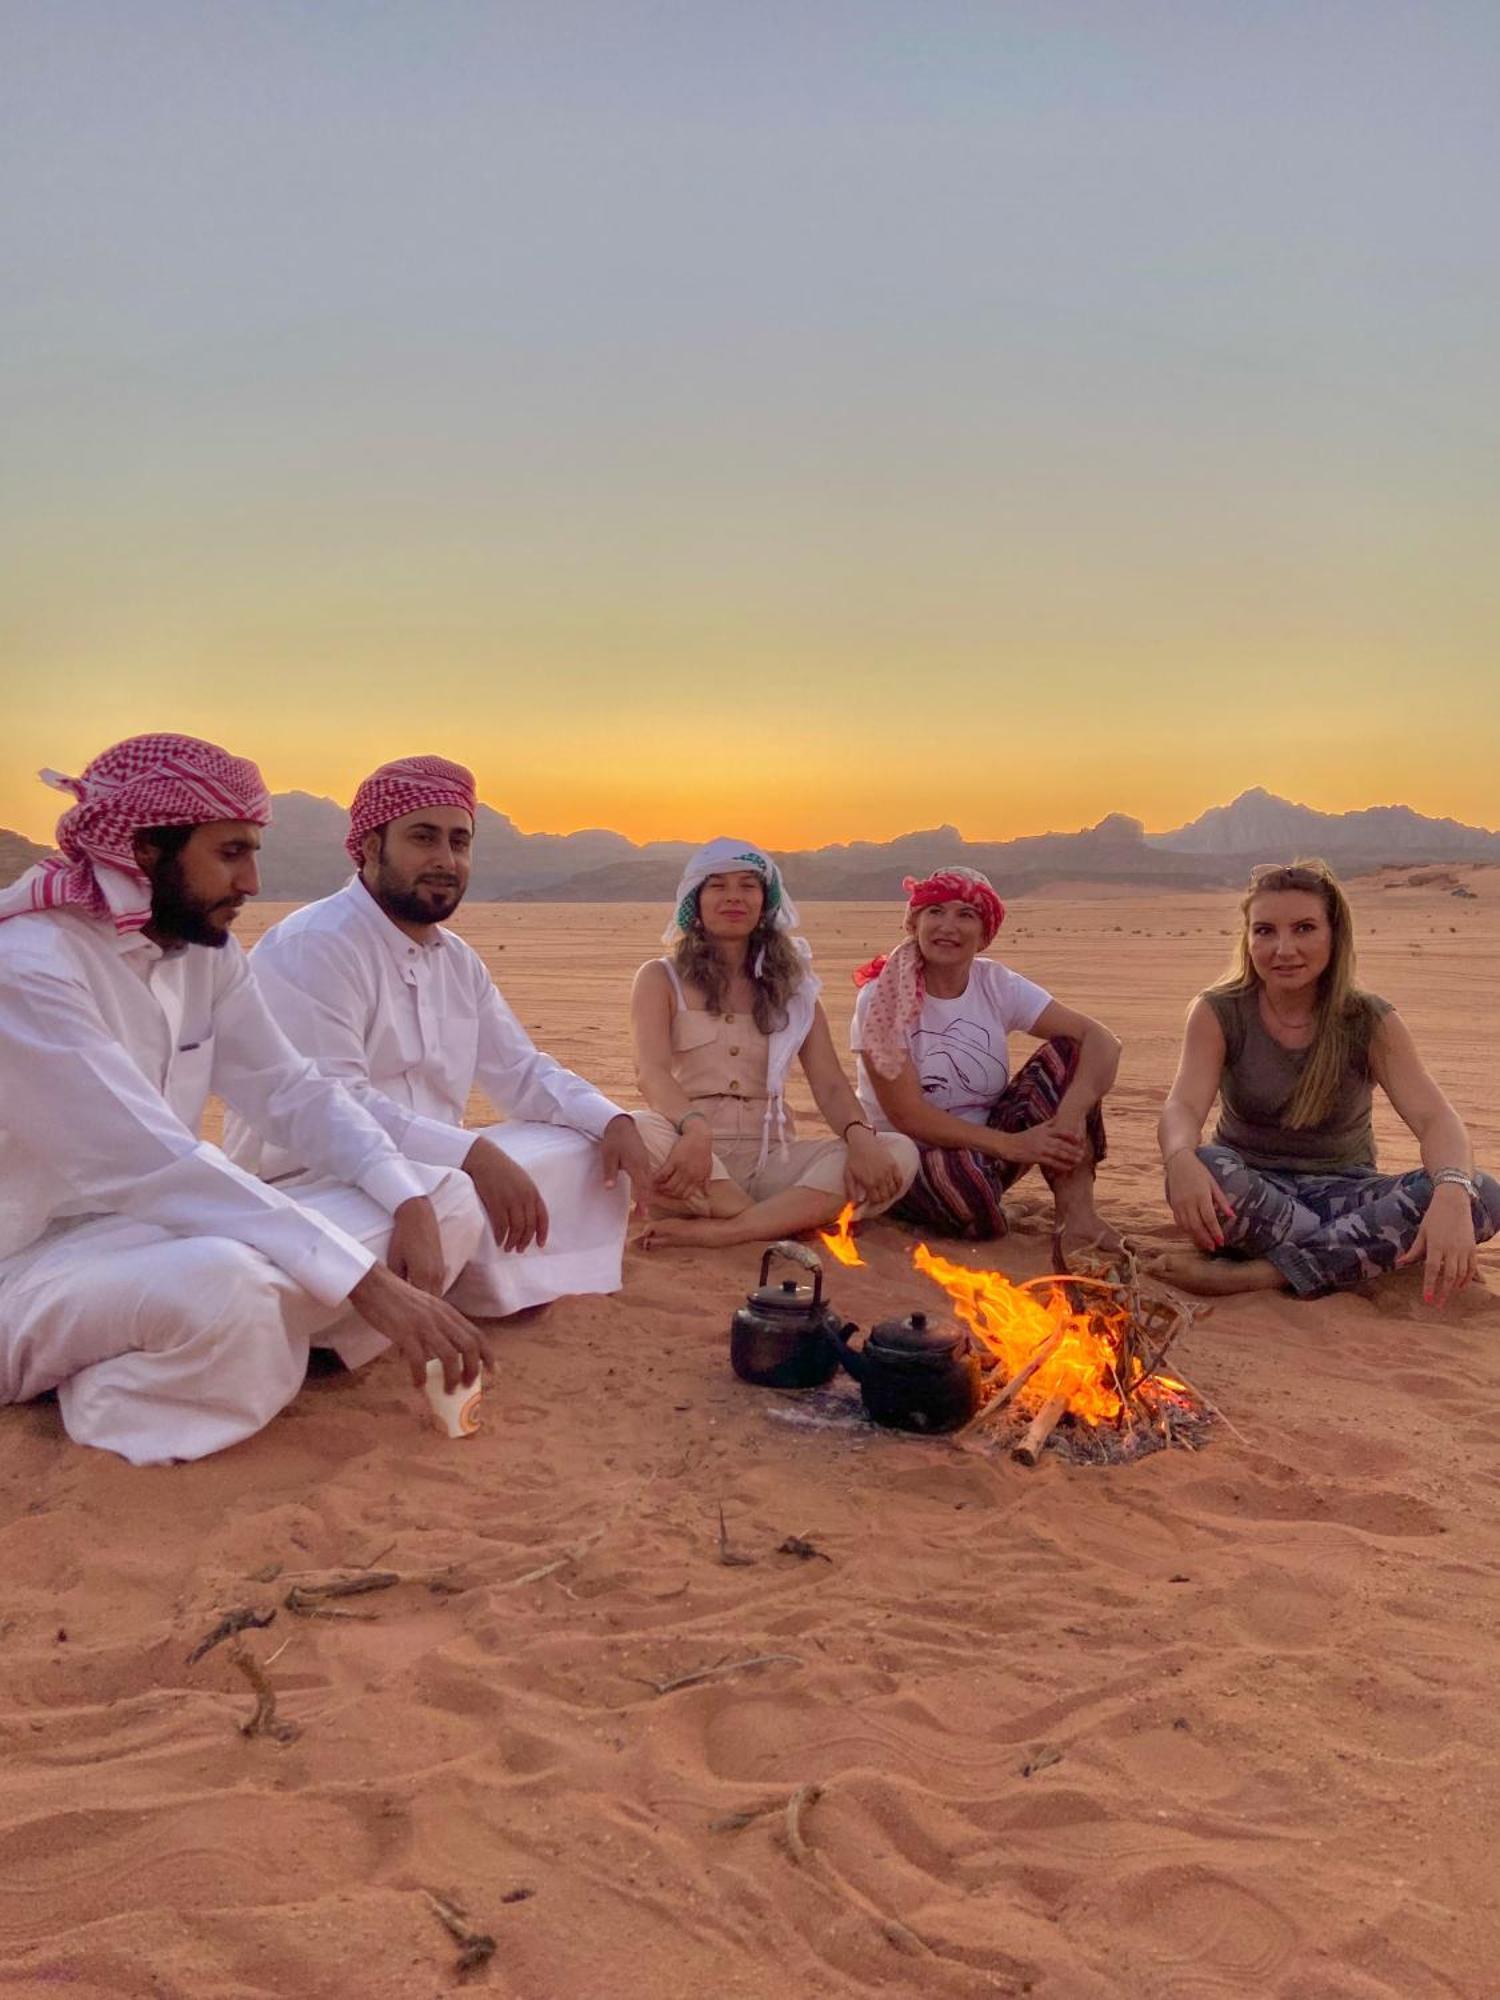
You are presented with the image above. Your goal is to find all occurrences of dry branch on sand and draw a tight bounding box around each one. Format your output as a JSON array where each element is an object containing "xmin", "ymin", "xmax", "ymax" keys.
[
  {"xmin": 645, "ymin": 1653, "xmax": 801, "ymax": 1696},
  {"xmin": 424, "ymin": 1890, "xmax": 496, "ymax": 1976},
  {"xmin": 185, "ymin": 1606, "xmax": 276, "ymax": 1665},
  {"xmin": 230, "ymin": 1645, "xmax": 299, "ymax": 1744}
]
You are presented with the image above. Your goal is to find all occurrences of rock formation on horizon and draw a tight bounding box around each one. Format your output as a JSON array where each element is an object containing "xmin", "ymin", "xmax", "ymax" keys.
[{"xmin": 2, "ymin": 788, "xmax": 1495, "ymax": 899}]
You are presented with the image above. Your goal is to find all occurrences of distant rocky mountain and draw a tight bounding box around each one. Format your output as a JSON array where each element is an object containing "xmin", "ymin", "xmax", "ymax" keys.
[
  {"xmin": 0, "ymin": 829, "xmax": 48, "ymax": 887},
  {"xmin": 3, "ymin": 787, "xmax": 1496, "ymax": 900},
  {"xmin": 247, "ymin": 794, "xmax": 692, "ymax": 901},
  {"xmin": 1151, "ymin": 787, "xmax": 1500, "ymax": 862}
]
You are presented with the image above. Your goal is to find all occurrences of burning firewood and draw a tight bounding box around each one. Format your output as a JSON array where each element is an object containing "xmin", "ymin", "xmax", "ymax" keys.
[
  {"xmin": 915, "ymin": 1243, "xmax": 1213, "ymax": 1466},
  {"xmin": 1014, "ymin": 1395, "xmax": 1068, "ymax": 1466}
]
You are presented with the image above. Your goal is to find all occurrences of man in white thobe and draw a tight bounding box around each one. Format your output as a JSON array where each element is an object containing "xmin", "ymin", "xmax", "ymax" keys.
[
  {"xmin": 0, "ymin": 734, "xmax": 488, "ymax": 1466},
  {"xmin": 226, "ymin": 755, "xmax": 650, "ymax": 1315}
]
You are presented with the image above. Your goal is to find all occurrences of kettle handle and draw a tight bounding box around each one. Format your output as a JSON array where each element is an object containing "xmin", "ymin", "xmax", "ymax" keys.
[
  {"xmin": 830, "ymin": 1320, "xmax": 865, "ymax": 1383},
  {"xmin": 758, "ymin": 1240, "xmax": 823, "ymax": 1309}
]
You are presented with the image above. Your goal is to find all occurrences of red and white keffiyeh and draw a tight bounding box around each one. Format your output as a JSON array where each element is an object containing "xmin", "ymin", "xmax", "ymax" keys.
[
  {"xmin": 345, "ymin": 756, "xmax": 478, "ymax": 863},
  {"xmin": 0, "ymin": 733, "xmax": 273, "ymax": 936},
  {"xmin": 852, "ymin": 868, "xmax": 1007, "ymax": 1081}
]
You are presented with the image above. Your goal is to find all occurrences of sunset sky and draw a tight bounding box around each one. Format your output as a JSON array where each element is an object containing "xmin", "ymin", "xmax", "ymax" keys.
[{"xmin": 4, "ymin": 2, "xmax": 1497, "ymax": 849}]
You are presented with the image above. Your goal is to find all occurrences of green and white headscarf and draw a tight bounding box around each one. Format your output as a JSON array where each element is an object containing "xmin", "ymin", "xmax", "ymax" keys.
[
  {"xmin": 660, "ymin": 836, "xmax": 816, "ymax": 1166},
  {"xmin": 662, "ymin": 837, "xmax": 800, "ymax": 946}
]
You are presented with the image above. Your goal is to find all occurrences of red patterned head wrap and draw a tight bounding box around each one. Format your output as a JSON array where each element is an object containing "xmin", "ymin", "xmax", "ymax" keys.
[
  {"xmin": 851, "ymin": 867, "xmax": 1007, "ymax": 1079},
  {"xmin": 901, "ymin": 868, "xmax": 1005, "ymax": 944},
  {"xmin": 0, "ymin": 733, "xmax": 272, "ymax": 936},
  {"xmin": 346, "ymin": 756, "xmax": 478, "ymax": 864}
]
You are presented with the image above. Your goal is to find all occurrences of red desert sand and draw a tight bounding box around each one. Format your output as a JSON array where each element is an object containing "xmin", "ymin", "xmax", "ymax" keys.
[{"xmin": 2, "ymin": 876, "xmax": 1498, "ymax": 1997}]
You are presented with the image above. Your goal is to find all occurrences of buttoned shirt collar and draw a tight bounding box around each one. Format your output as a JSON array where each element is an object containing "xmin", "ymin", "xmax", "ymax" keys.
[{"xmin": 339, "ymin": 876, "xmax": 456, "ymax": 970}]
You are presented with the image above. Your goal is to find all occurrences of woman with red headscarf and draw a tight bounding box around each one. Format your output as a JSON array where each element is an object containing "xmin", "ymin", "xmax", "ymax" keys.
[{"xmin": 850, "ymin": 867, "xmax": 1123, "ymax": 1264}]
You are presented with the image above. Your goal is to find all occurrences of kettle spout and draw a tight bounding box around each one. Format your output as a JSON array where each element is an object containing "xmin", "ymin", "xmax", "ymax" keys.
[{"xmin": 831, "ymin": 1320, "xmax": 866, "ymax": 1384}]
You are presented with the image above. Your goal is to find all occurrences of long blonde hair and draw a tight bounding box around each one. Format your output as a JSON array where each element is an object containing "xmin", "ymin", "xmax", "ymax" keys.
[{"xmin": 1211, "ymin": 858, "xmax": 1378, "ymax": 1129}]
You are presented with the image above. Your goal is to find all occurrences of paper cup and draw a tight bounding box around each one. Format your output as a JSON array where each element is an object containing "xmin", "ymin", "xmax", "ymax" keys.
[{"xmin": 423, "ymin": 1358, "xmax": 483, "ymax": 1438}]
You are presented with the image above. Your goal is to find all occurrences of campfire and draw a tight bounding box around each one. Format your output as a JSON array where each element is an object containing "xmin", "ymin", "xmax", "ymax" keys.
[{"xmin": 818, "ymin": 1205, "xmax": 1212, "ymax": 1464}]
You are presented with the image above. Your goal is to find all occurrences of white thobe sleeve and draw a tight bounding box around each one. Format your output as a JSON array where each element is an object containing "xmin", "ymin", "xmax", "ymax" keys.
[
  {"xmin": 210, "ymin": 949, "xmax": 445, "ymax": 1211},
  {"xmin": 248, "ymin": 932, "xmax": 475, "ymax": 1172},
  {"xmin": 0, "ymin": 957, "xmax": 422, "ymax": 1307},
  {"xmin": 474, "ymin": 980, "xmax": 623, "ymax": 1140}
]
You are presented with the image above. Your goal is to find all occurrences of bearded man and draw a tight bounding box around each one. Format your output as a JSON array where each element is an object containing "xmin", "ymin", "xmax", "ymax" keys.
[
  {"xmin": 227, "ymin": 756, "xmax": 649, "ymax": 1315},
  {"xmin": 0, "ymin": 735, "xmax": 488, "ymax": 1466}
]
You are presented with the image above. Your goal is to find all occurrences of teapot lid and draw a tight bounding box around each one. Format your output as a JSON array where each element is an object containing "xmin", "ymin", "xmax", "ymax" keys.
[
  {"xmin": 749, "ymin": 1275, "xmax": 821, "ymax": 1316},
  {"xmin": 868, "ymin": 1309, "xmax": 963, "ymax": 1356}
]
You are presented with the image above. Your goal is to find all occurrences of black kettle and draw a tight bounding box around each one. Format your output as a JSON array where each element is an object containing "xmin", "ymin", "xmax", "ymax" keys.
[
  {"xmin": 730, "ymin": 1243, "xmax": 848, "ymax": 1390},
  {"xmin": 833, "ymin": 1310, "xmax": 980, "ymax": 1432}
]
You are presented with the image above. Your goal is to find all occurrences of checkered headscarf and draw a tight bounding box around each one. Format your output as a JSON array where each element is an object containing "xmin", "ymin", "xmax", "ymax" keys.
[
  {"xmin": 661, "ymin": 837, "xmax": 799, "ymax": 946},
  {"xmin": 0, "ymin": 733, "xmax": 272, "ymax": 935},
  {"xmin": 345, "ymin": 756, "xmax": 478, "ymax": 864}
]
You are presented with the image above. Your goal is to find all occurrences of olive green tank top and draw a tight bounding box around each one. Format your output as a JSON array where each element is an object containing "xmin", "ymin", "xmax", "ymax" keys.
[{"xmin": 1204, "ymin": 986, "xmax": 1393, "ymax": 1173}]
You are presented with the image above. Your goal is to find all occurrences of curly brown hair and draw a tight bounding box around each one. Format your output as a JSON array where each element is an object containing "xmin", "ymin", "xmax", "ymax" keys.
[{"xmin": 672, "ymin": 915, "xmax": 805, "ymax": 1035}]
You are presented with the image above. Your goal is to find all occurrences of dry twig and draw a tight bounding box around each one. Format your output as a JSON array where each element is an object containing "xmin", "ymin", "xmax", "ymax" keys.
[
  {"xmin": 503, "ymin": 1558, "xmax": 569, "ymax": 1588},
  {"xmin": 186, "ymin": 1606, "xmax": 276, "ymax": 1666},
  {"xmin": 776, "ymin": 1536, "xmax": 831, "ymax": 1562},
  {"xmin": 424, "ymin": 1890, "xmax": 496, "ymax": 1975},
  {"xmin": 283, "ymin": 1572, "xmax": 400, "ymax": 1620},
  {"xmin": 709, "ymin": 1795, "xmax": 789, "ymax": 1833},
  {"xmin": 783, "ymin": 1782, "xmax": 822, "ymax": 1863},
  {"xmin": 502, "ymin": 1518, "xmax": 612, "ymax": 1591},
  {"xmin": 230, "ymin": 1645, "xmax": 299, "ymax": 1743},
  {"xmin": 647, "ymin": 1653, "xmax": 801, "ymax": 1696},
  {"xmin": 285, "ymin": 1571, "xmax": 401, "ymax": 1600}
]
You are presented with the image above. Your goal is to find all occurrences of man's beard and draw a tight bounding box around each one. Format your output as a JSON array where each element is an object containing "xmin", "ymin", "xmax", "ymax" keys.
[
  {"xmin": 372, "ymin": 863, "xmax": 464, "ymax": 926},
  {"xmin": 148, "ymin": 855, "xmax": 240, "ymax": 948}
]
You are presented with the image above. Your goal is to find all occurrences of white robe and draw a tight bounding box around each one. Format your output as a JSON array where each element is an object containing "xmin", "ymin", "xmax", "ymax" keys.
[
  {"xmin": 226, "ymin": 880, "xmax": 629, "ymax": 1314},
  {"xmin": 0, "ymin": 908, "xmax": 484, "ymax": 1463}
]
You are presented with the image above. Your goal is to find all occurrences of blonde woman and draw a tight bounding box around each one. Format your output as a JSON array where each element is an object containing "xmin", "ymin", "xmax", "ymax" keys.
[
  {"xmin": 630, "ymin": 838, "xmax": 917, "ymax": 1248},
  {"xmin": 1155, "ymin": 860, "xmax": 1498, "ymax": 1305}
]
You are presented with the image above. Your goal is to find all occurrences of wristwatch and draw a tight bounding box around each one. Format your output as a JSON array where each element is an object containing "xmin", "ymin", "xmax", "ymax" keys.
[{"xmin": 1430, "ymin": 1168, "xmax": 1480, "ymax": 1199}]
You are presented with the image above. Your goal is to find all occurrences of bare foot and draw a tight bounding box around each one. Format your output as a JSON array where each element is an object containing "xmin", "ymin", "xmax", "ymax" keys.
[
  {"xmin": 1144, "ymin": 1249, "xmax": 1286, "ymax": 1297},
  {"xmin": 634, "ymin": 1216, "xmax": 737, "ymax": 1252},
  {"xmin": 1052, "ymin": 1215, "xmax": 1128, "ymax": 1275}
]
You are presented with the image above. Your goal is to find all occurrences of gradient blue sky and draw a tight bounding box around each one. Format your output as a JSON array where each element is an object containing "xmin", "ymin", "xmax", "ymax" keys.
[{"xmin": 3, "ymin": 2, "xmax": 1496, "ymax": 846}]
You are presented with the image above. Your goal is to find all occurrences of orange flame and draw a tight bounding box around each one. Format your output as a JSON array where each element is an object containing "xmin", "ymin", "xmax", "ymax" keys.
[
  {"xmin": 913, "ymin": 1243, "xmax": 1140, "ymax": 1427},
  {"xmin": 818, "ymin": 1202, "xmax": 866, "ymax": 1268}
]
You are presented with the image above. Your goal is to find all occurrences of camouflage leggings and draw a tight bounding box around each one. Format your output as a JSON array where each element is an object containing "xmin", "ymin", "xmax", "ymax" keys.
[{"xmin": 1197, "ymin": 1145, "xmax": 1500, "ymax": 1298}]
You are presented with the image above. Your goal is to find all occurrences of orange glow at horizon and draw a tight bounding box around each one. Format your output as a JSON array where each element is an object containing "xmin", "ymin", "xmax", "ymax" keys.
[{"xmin": 6, "ymin": 731, "xmax": 1499, "ymax": 853}]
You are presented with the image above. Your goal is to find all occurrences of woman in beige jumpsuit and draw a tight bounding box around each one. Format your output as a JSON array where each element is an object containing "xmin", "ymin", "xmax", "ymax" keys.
[{"xmin": 630, "ymin": 838, "xmax": 917, "ymax": 1249}]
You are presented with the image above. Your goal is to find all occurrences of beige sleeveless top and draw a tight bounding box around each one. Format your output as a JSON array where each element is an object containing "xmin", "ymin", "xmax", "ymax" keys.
[{"xmin": 1205, "ymin": 986, "xmax": 1392, "ymax": 1173}]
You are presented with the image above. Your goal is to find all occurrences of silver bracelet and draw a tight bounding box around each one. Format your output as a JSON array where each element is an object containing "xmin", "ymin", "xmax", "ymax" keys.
[{"xmin": 1430, "ymin": 1167, "xmax": 1479, "ymax": 1198}]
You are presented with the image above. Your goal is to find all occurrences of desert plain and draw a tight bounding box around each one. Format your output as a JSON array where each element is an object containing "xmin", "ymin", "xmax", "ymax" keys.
[{"xmin": 2, "ymin": 873, "xmax": 1498, "ymax": 1999}]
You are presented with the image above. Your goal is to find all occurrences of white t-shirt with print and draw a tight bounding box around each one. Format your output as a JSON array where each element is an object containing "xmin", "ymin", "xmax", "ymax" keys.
[{"xmin": 850, "ymin": 957, "xmax": 1052, "ymax": 1133}]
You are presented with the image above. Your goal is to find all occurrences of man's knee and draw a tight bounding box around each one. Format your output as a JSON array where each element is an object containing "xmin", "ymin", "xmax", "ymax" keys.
[
  {"xmin": 135, "ymin": 1240, "xmax": 307, "ymax": 1408},
  {"xmin": 136, "ymin": 1238, "xmax": 278, "ymax": 1349}
]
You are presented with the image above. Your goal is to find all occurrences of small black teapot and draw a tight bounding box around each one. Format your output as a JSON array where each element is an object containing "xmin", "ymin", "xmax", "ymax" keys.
[
  {"xmin": 730, "ymin": 1243, "xmax": 849, "ymax": 1390},
  {"xmin": 833, "ymin": 1310, "xmax": 980, "ymax": 1433}
]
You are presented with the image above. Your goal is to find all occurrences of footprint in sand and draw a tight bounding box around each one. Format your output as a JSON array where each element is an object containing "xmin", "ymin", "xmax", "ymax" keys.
[
  {"xmin": 1180, "ymin": 1474, "xmax": 1444, "ymax": 1540},
  {"xmin": 1228, "ymin": 1566, "xmax": 1355, "ymax": 1649},
  {"xmin": 1104, "ymin": 1864, "xmax": 1298, "ymax": 1986}
]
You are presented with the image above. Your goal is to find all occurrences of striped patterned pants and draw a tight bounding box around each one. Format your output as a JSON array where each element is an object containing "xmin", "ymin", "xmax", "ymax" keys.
[{"xmin": 891, "ymin": 1038, "xmax": 1106, "ymax": 1241}]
